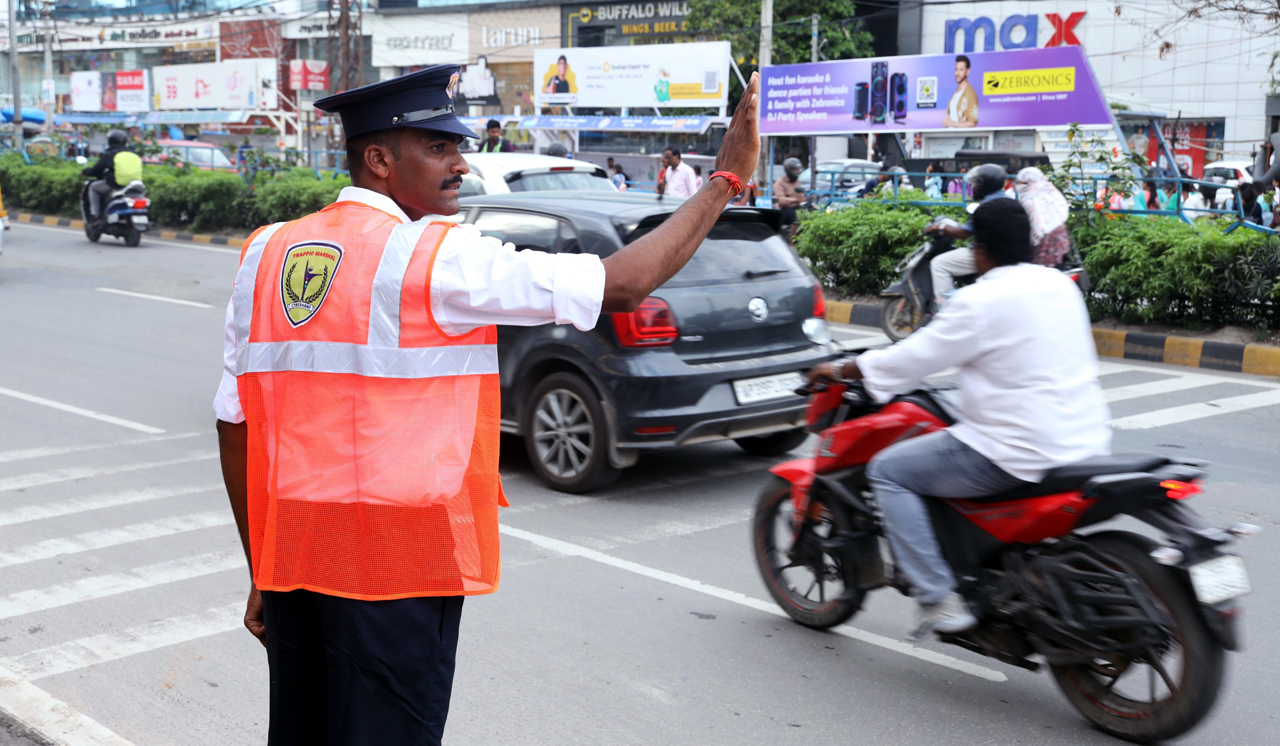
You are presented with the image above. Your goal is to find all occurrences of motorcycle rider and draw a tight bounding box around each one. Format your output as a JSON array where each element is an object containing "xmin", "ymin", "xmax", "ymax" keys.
[
  {"xmin": 808, "ymin": 198, "xmax": 1111, "ymax": 640},
  {"xmin": 929, "ymin": 163, "xmax": 1010, "ymax": 306},
  {"xmin": 772, "ymin": 157, "xmax": 805, "ymax": 238},
  {"xmin": 81, "ymin": 129, "xmax": 142, "ymax": 224}
]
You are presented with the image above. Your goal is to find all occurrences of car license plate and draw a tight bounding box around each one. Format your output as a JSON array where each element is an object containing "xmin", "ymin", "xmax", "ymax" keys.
[
  {"xmin": 1188, "ymin": 555, "xmax": 1250, "ymax": 605},
  {"xmin": 732, "ymin": 372, "xmax": 805, "ymax": 405},
  {"xmin": 131, "ymin": 215, "xmax": 148, "ymax": 226}
]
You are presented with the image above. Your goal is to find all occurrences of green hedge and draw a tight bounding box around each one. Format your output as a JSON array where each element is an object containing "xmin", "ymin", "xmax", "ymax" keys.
[
  {"xmin": 796, "ymin": 202, "xmax": 1280, "ymax": 331},
  {"xmin": 0, "ymin": 154, "xmax": 349, "ymax": 234}
]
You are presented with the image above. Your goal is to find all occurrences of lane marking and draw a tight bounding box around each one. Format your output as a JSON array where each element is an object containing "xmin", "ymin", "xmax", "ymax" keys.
[
  {"xmin": 0, "ymin": 432, "xmax": 202, "ymax": 465},
  {"xmin": 0, "ymin": 550, "xmax": 243, "ymax": 620},
  {"xmin": 1103, "ymin": 374, "xmax": 1222, "ymax": 403},
  {"xmin": 0, "ymin": 386, "xmax": 165, "ymax": 435},
  {"xmin": 1111, "ymin": 388, "xmax": 1280, "ymax": 430},
  {"xmin": 10, "ymin": 222, "xmax": 239, "ymax": 254},
  {"xmin": 0, "ymin": 452, "xmax": 217, "ymax": 493},
  {"xmin": 0, "ymin": 485, "xmax": 221, "ymax": 528},
  {"xmin": 0, "ymin": 662, "xmax": 134, "ymax": 745},
  {"xmin": 498, "ymin": 524, "xmax": 1007, "ymax": 682},
  {"xmin": 1, "ymin": 603, "xmax": 243, "ymax": 681},
  {"xmin": 0, "ymin": 512, "xmax": 234, "ymax": 569},
  {"xmin": 95, "ymin": 287, "xmax": 213, "ymax": 309}
]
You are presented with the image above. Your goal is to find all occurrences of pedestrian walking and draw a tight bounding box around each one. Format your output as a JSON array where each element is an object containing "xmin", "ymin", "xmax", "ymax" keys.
[
  {"xmin": 924, "ymin": 161, "xmax": 943, "ymax": 199},
  {"xmin": 1238, "ymin": 182, "xmax": 1264, "ymax": 224},
  {"xmin": 946, "ymin": 166, "xmax": 971, "ymax": 198},
  {"xmin": 1013, "ymin": 167, "xmax": 1072, "ymax": 266},
  {"xmin": 611, "ymin": 164, "xmax": 628, "ymax": 191},
  {"xmin": 214, "ymin": 64, "xmax": 763, "ymax": 746},
  {"xmin": 657, "ymin": 147, "xmax": 698, "ymax": 198}
]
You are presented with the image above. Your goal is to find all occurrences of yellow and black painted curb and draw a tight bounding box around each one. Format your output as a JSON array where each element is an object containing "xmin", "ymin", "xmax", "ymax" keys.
[
  {"xmin": 14, "ymin": 211, "xmax": 246, "ymax": 247},
  {"xmin": 826, "ymin": 300, "xmax": 1280, "ymax": 378}
]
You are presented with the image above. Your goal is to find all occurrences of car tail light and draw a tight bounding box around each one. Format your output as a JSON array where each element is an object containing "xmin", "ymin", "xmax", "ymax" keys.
[
  {"xmin": 132, "ymin": 198, "xmax": 149, "ymax": 209},
  {"xmin": 611, "ymin": 297, "xmax": 677, "ymax": 347},
  {"xmin": 1160, "ymin": 480, "xmax": 1202, "ymax": 500},
  {"xmin": 550, "ymin": 166, "xmax": 575, "ymax": 172},
  {"xmin": 812, "ymin": 284, "xmax": 826, "ymax": 318},
  {"xmin": 1066, "ymin": 269, "xmax": 1083, "ymax": 284}
]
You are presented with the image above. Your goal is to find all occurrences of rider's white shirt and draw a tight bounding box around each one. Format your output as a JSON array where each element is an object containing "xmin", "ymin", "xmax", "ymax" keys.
[{"xmin": 858, "ymin": 263, "xmax": 1111, "ymax": 481}]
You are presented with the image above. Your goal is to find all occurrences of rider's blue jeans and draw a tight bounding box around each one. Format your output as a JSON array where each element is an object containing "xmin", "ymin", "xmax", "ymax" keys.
[{"xmin": 866, "ymin": 431, "xmax": 1027, "ymax": 605}]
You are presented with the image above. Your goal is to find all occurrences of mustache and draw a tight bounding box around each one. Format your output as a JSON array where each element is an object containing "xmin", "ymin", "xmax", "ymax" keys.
[{"xmin": 442, "ymin": 176, "xmax": 463, "ymax": 189}]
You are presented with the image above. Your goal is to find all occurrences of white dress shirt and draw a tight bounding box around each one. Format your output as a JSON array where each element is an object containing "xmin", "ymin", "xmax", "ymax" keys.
[
  {"xmin": 213, "ymin": 186, "xmax": 606, "ymax": 423},
  {"xmin": 858, "ymin": 263, "xmax": 1111, "ymax": 482},
  {"xmin": 664, "ymin": 161, "xmax": 699, "ymax": 199}
]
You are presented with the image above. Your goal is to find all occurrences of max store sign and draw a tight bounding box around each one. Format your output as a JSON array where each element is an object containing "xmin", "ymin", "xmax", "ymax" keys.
[{"xmin": 944, "ymin": 12, "xmax": 1084, "ymax": 53}]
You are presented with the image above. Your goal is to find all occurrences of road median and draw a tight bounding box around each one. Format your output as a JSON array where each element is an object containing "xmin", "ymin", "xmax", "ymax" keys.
[{"xmin": 13, "ymin": 211, "xmax": 246, "ymax": 247}]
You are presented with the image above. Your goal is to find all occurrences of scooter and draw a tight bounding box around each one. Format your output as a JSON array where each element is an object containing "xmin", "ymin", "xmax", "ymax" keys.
[
  {"xmin": 879, "ymin": 216, "xmax": 1090, "ymax": 342},
  {"xmin": 76, "ymin": 159, "xmax": 150, "ymax": 247},
  {"xmin": 752, "ymin": 376, "xmax": 1254, "ymax": 742}
]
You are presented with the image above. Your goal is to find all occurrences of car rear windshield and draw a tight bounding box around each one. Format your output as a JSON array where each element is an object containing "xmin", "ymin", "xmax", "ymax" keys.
[
  {"xmin": 508, "ymin": 171, "xmax": 613, "ymax": 192},
  {"xmin": 627, "ymin": 219, "xmax": 803, "ymax": 287}
]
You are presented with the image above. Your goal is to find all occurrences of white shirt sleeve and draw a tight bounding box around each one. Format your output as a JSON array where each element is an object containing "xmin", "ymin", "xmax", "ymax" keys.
[
  {"xmin": 213, "ymin": 297, "xmax": 245, "ymax": 424},
  {"xmin": 856, "ymin": 290, "xmax": 987, "ymax": 401},
  {"xmin": 430, "ymin": 224, "xmax": 606, "ymax": 336}
]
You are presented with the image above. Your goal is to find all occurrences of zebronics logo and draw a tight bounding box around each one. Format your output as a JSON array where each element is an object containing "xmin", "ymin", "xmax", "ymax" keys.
[{"xmin": 982, "ymin": 67, "xmax": 1075, "ymax": 95}]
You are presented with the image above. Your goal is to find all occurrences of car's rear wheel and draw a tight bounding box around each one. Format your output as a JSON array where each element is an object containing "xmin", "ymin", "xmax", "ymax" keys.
[
  {"xmin": 735, "ymin": 428, "xmax": 809, "ymax": 457},
  {"xmin": 523, "ymin": 372, "xmax": 620, "ymax": 493}
]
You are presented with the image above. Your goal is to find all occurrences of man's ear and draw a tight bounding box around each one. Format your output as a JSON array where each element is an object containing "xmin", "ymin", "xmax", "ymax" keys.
[{"xmin": 364, "ymin": 143, "xmax": 393, "ymax": 180}]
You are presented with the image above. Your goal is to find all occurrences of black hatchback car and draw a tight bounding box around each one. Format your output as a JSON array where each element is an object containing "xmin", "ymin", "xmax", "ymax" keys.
[{"xmin": 454, "ymin": 192, "xmax": 837, "ymax": 492}]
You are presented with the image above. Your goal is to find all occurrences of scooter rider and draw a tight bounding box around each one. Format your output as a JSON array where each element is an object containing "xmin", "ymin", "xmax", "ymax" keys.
[
  {"xmin": 808, "ymin": 198, "xmax": 1111, "ymax": 640},
  {"xmin": 81, "ymin": 129, "xmax": 142, "ymax": 223},
  {"xmin": 928, "ymin": 163, "xmax": 1010, "ymax": 306},
  {"xmin": 772, "ymin": 157, "xmax": 805, "ymax": 236}
]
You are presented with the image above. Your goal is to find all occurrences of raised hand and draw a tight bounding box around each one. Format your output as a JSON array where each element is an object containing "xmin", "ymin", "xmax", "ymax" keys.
[{"xmin": 714, "ymin": 72, "xmax": 761, "ymax": 185}]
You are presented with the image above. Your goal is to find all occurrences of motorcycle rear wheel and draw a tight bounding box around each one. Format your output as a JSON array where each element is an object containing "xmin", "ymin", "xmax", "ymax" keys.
[
  {"xmin": 879, "ymin": 297, "xmax": 917, "ymax": 342},
  {"xmin": 1050, "ymin": 531, "xmax": 1225, "ymax": 744},
  {"xmin": 123, "ymin": 227, "xmax": 141, "ymax": 247},
  {"xmin": 752, "ymin": 476, "xmax": 859, "ymax": 629}
]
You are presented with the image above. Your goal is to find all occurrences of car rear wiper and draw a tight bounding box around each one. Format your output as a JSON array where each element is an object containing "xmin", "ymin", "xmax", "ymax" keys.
[{"xmin": 744, "ymin": 268, "xmax": 788, "ymax": 279}]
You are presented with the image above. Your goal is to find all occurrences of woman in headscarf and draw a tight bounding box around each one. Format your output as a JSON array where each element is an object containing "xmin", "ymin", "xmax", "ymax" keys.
[{"xmin": 1014, "ymin": 167, "xmax": 1072, "ymax": 266}]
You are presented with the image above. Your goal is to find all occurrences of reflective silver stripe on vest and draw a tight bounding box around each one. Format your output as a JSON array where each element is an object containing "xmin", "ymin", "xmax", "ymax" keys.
[
  {"xmin": 367, "ymin": 221, "xmax": 429, "ymax": 348},
  {"xmin": 236, "ymin": 341, "xmax": 499, "ymax": 379},
  {"xmin": 232, "ymin": 222, "xmax": 287, "ymax": 348}
]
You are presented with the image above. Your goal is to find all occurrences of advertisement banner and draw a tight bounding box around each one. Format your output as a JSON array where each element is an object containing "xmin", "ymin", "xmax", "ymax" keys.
[
  {"xmin": 516, "ymin": 114, "xmax": 713, "ymax": 133},
  {"xmin": 154, "ymin": 60, "xmax": 265, "ymax": 110},
  {"xmin": 289, "ymin": 60, "xmax": 330, "ymax": 92},
  {"xmin": 28, "ymin": 21, "xmax": 216, "ymax": 51},
  {"xmin": 366, "ymin": 14, "xmax": 469, "ymax": 68},
  {"xmin": 70, "ymin": 70, "xmax": 151, "ymax": 112},
  {"xmin": 759, "ymin": 46, "xmax": 1111, "ymax": 136},
  {"xmin": 533, "ymin": 41, "xmax": 729, "ymax": 109}
]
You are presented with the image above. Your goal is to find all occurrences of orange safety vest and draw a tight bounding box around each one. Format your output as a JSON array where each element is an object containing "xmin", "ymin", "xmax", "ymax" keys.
[{"xmin": 232, "ymin": 201, "xmax": 505, "ymax": 601}]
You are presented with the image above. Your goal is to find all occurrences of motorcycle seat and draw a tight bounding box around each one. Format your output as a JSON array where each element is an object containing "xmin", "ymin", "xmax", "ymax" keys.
[{"xmin": 957, "ymin": 454, "xmax": 1171, "ymax": 503}]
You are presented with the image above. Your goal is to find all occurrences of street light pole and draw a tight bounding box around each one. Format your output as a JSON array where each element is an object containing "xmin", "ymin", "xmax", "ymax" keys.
[
  {"xmin": 8, "ymin": 0, "xmax": 22, "ymax": 147},
  {"xmin": 756, "ymin": 0, "xmax": 772, "ymax": 201},
  {"xmin": 40, "ymin": 0, "xmax": 50, "ymax": 134},
  {"xmin": 809, "ymin": 13, "xmax": 818, "ymax": 195}
]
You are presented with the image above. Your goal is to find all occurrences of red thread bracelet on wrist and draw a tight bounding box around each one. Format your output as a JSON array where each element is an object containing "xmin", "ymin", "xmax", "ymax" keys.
[{"xmin": 710, "ymin": 171, "xmax": 743, "ymax": 197}]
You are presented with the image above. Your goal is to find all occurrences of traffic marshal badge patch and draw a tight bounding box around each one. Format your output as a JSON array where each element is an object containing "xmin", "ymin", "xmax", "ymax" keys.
[{"xmin": 280, "ymin": 241, "xmax": 343, "ymax": 327}]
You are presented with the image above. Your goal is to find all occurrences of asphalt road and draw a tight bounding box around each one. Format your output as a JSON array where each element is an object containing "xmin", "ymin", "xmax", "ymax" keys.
[{"xmin": 0, "ymin": 223, "xmax": 1278, "ymax": 745}]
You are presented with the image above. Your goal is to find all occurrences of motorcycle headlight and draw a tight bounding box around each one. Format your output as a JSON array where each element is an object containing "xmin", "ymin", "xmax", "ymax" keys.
[{"xmin": 802, "ymin": 317, "xmax": 831, "ymax": 344}]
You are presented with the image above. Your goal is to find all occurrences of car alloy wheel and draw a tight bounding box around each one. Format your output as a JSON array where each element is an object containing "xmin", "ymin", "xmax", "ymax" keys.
[{"xmin": 533, "ymin": 388, "xmax": 595, "ymax": 479}]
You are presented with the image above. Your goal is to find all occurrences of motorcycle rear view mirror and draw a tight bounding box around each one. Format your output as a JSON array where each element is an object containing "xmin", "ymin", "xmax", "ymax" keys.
[{"xmin": 75, "ymin": 155, "xmax": 88, "ymax": 165}]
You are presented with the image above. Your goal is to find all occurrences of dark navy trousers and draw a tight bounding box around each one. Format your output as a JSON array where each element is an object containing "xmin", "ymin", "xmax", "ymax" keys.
[{"xmin": 262, "ymin": 589, "xmax": 464, "ymax": 746}]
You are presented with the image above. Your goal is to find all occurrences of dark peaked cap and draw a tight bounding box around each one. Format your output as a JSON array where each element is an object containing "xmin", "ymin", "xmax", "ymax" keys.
[{"xmin": 313, "ymin": 64, "xmax": 478, "ymax": 141}]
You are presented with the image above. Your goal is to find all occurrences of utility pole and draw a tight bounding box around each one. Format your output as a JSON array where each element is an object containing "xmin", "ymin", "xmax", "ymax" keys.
[
  {"xmin": 8, "ymin": 0, "xmax": 22, "ymax": 148},
  {"xmin": 809, "ymin": 13, "xmax": 818, "ymax": 195},
  {"xmin": 755, "ymin": 0, "xmax": 772, "ymax": 200},
  {"xmin": 39, "ymin": 0, "xmax": 49, "ymax": 134},
  {"xmin": 327, "ymin": 0, "xmax": 363, "ymax": 166}
]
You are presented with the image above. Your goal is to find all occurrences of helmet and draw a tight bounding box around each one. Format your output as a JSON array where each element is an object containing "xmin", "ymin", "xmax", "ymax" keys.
[
  {"xmin": 107, "ymin": 129, "xmax": 128, "ymax": 148},
  {"xmin": 783, "ymin": 157, "xmax": 803, "ymax": 176},
  {"xmin": 965, "ymin": 163, "xmax": 1007, "ymax": 201},
  {"xmin": 546, "ymin": 142, "xmax": 568, "ymax": 157}
]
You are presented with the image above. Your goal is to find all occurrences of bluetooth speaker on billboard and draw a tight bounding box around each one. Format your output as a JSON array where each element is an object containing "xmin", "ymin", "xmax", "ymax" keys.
[
  {"xmin": 891, "ymin": 73, "xmax": 908, "ymax": 122},
  {"xmin": 853, "ymin": 82, "xmax": 869, "ymax": 120},
  {"xmin": 870, "ymin": 62, "xmax": 888, "ymax": 124}
]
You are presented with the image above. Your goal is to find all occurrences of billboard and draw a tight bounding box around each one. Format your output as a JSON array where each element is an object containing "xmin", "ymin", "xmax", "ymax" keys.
[
  {"xmin": 533, "ymin": 42, "xmax": 729, "ymax": 110},
  {"xmin": 366, "ymin": 13, "xmax": 469, "ymax": 68},
  {"xmin": 154, "ymin": 60, "xmax": 274, "ymax": 110},
  {"xmin": 289, "ymin": 60, "xmax": 330, "ymax": 92},
  {"xmin": 70, "ymin": 70, "xmax": 151, "ymax": 112},
  {"xmin": 759, "ymin": 46, "xmax": 1111, "ymax": 136}
]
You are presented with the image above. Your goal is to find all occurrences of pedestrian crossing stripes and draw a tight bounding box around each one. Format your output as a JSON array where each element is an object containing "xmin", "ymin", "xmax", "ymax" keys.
[
  {"xmin": 0, "ymin": 485, "xmax": 221, "ymax": 528},
  {"xmin": 0, "ymin": 511, "xmax": 234, "ymax": 569},
  {"xmin": 0, "ymin": 452, "xmax": 218, "ymax": 493}
]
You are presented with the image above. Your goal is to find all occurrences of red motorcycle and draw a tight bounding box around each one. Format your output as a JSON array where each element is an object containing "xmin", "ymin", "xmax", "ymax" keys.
[{"xmin": 752, "ymin": 376, "xmax": 1255, "ymax": 743}]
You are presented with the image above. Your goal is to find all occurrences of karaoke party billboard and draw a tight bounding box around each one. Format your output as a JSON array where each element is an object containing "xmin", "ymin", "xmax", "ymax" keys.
[{"xmin": 760, "ymin": 46, "xmax": 1110, "ymax": 136}]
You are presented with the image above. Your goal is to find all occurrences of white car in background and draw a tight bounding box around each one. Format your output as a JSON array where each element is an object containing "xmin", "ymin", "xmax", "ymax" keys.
[
  {"xmin": 1203, "ymin": 160, "xmax": 1253, "ymax": 207},
  {"xmin": 459, "ymin": 153, "xmax": 616, "ymax": 196}
]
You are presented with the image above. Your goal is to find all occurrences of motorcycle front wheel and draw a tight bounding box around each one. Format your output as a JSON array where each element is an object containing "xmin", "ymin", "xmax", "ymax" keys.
[
  {"xmin": 1050, "ymin": 531, "xmax": 1225, "ymax": 744},
  {"xmin": 879, "ymin": 296, "xmax": 917, "ymax": 342},
  {"xmin": 752, "ymin": 476, "xmax": 860, "ymax": 629}
]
